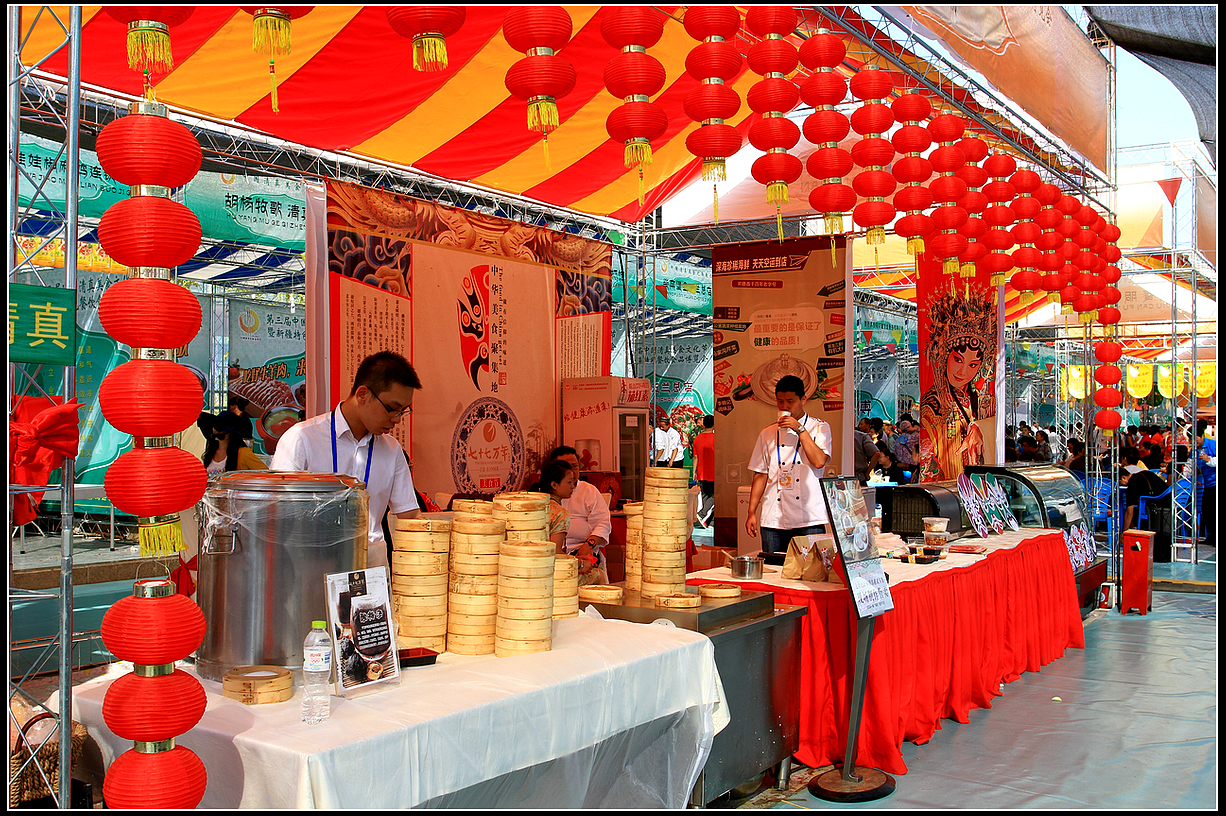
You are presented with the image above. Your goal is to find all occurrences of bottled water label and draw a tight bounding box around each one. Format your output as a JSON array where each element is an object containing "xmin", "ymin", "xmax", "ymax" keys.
[{"xmin": 304, "ymin": 646, "xmax": 332, "ymax": 672}]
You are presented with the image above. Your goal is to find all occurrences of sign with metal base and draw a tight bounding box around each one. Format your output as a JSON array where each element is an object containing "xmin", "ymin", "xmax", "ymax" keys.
[{"xmin": 810, "ymin": 478, "xmax": 897, "ymax": 803}]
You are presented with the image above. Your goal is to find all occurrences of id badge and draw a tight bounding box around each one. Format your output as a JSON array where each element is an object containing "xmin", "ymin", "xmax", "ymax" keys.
[{"xmin": 778, "ymin": 464, "xmax": 799, "ymax": 495}]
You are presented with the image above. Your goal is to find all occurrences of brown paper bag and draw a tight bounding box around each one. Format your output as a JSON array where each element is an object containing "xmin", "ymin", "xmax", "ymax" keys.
[
  {"xmin": 782, "ymin": 535, "xmax": 828, "ymax": 582},
  {"xmin": 815, "ymin": 538, "xmax": 845, "ymax": 586}
]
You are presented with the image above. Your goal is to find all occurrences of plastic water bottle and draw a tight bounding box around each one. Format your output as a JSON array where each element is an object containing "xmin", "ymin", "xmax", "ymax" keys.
[{"xmin": 301, "ymin": 620, "xmax": 333, "ymax": 724}]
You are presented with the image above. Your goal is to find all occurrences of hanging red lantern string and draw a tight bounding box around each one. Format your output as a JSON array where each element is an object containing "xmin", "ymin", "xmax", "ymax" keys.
[
  {"xmin": 602, "ymin": 7, "xmax": 668, "ymax": 206},
  {"xmin": 1008, "ymin": 167, "xmax": 1043, "ymax": 300},
  {"xmin": 981, "ymin": 152, "xmax": 1018, "ymax": 287},
  {"xmin": 1072, "ymin": 201, "xmax": 1103, "ymax": 323},
  {"xmin": 925, "ymin": 111, "xmax": 967, "ymax": 277},
  {"xmin": 104, "ymin": 7, "xmax": 195, "ymax": 98},
  {"xmin": 503, "ymin": 7, "xmax": 576, "ymax": 170},
  {"xmin": 848, "ymin": 67, "xmax": 896, "ymax": 248},
  {"xmin": 799, "ymin": 27, "xmax": 853, "ymax": 236},
  {"xmin": 955, "ymin": 133, "xmax": 989, "ymax": 278},
  {"xmin": 1095, "ymin": 340, "xmax": 1123, "ymax": 364},
  {"xmin": 386, "ymin": 6, "xmax": 464, "ymax": 73},
  {"xmin": 682, "ymin": 6, "xmax": 743, "ymax": 224},
  {"xmin": 1033, "ymin": 183, "xmax": 1064, "ymax": 303},
  {"xmin": 242, "ymin": 6, "xmax": 315, "ymax": 112},
  {"xmin": 889, "ymin": 92, "xmax": 932, "ymax": 257},
  {"xmin": 745, "ymin": 6, "xmax": 801, "ymax": 242}
]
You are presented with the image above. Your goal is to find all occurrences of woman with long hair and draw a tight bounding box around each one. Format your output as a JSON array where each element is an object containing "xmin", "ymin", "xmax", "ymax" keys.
[
  {"xmin": 533, "ymin": 459, "xmax": 603, "ymax": 582},
  {"xmin": 200, "ymin": 411, "xmax": 267, "ymax": 474}
]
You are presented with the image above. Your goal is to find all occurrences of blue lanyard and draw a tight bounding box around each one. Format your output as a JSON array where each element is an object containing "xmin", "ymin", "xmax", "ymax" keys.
[
  {"xmin": 331, "ymin": 409, "xmax": 375, "ymax": 486},
  {"xmin": 776, "ymin": 416, "xmax": 808, "ymax": 468}
]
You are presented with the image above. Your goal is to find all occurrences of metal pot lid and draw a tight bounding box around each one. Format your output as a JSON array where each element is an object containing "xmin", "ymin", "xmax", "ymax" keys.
[{"xmin": 210, "ymin": 471, "xmax": 365, "ymax": 493}]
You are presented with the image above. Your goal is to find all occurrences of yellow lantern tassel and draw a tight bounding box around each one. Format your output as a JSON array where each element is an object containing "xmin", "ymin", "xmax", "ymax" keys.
[
  {"xmin": 138, "ymin": 515, "xmax": 187, "ymax": 558},
  {"xmin": 702, "ymin": 158, "xmax": 727, "ymax": 183},
  {"xmin": 126, "ymin": 23, "xmax": 174, "ymax": 73},
  {"xmin": 253, "ymin": 13, "xmax": 293, "ymax": 56},
  {"xmin": 638, "ymin": 169, "xmax": 646, "ymax": 206},
  {"xmin": 867, "ymin": 226, "xmax": 886, "ymax": 245},
  {"xmin": 943, "ymin": 258, "xmax": 960, "ymax": 275},
  {"xmin": 542, "ymin": 133, "xmax": 552, "ymax": 172},
  {"xmin": 907, "ymin": 236, "xmax": 925, "ymax": 255},
  {"xmin": 875, "ymin": 245, "xmax": 881, "ymax": 275},
  {"xmin": 625, "ymin": 141, "xmax": 653, "ymax": 170},
  {"xmin": 413, "ymin": 34, "xmax": 449, "ymax": 72},
  {"xmin": 527, "ymin": 99, "xmax": 560, "ymax": 134},
  {"xmin": 824, "ymin": 213, "xmax": 843, "ymax": 235},
  {"xmin": 777, "ymin": 206, "xmax": 784, "ymax": 243},
  {"xmin": 713, "ymin": 184, "xmax": 719, "ymax": 225},
  {"xmin": 269, "ymin": 60, "xmax": 279, "ymax": 113}
]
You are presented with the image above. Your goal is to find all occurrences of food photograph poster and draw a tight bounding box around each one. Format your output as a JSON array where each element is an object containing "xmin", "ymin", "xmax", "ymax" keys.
[{"xmin": 712, "ymin": 236, "xmax": 853, "ymax": 522}]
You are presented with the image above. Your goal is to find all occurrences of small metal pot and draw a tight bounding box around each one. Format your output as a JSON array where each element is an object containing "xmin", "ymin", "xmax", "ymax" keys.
[{"xmin": 730, "ymin": 556, "xmax": 764, "ymax": 580}]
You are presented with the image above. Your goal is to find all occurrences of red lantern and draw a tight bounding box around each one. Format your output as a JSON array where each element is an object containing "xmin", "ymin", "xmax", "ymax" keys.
[
  {"xmin": 105, "ymin": 447, "xmax": 208, "ymax": 519},
  {"xmin": 955, "ymin": 134, "xmax": 989, "ymax": 276},
  {"xmin": 602, "ymin": 7, "xmax": 668, "ymax": 203},
  {"xmin": 1094, "ymin": 387, "xmax": 1123, "ymax": 408},
  {"xmin": 745, "ymin": 8, "xmax": 799, "ymax": 239},
  {"xmin": 97, "ymin": 197, "xmax": 202, "ymax": 270},
  {"xmin": 104, "ymin": 7, "xmax": 195, "ymax": 83},
  {"xmin": 683, "ymin": 7, "xmax": 742, "ymax": 218},
  {"xmin": 981, "ymin": 153, "xmax": 1018, "ymax": 285},
  {"xmin": 98, "ymin": 278, "xmax": 202, "ymax": 350},
  {"xmin": 890, "ymin": 93, "xmax": 932, "ymax": 254},
  {"xmin": 1098, "ymin": 306, "xmax": 1122, "ymax": 325},
  {"xmin": 95, "ymin": 114, "xmax": 202, "ymax": 188},
  {"xmin": 102, "ymin": 670, "xmax": 208, "ymax": 741},
  {"xmin": 99, "ymin": 361, "xmax": 203, "ymax": 437},
  {"xmin": 386, "ymin": 7, "xmax": 463, "ymax": 73},
  {"xmin": 103, "ymin": 746, "xmax": 208, "ymax": 810},
  {"xmin": 1095, "ymin": 365, "xmax": 1122, "ymax": 386},
  {"xmin": 504, "ymin": 7, "xmax": 576, "ymax": 163},
  {"xmin": 1095, "ymin": 341, "xmax": 1123, "ymax": 363},
  {"xmin": 798, "ymin": 28, "xmax": 851, "ymax": 234},
  {"xmin": 100, "ymin": 585, "xmax": 207, "ymax": 664},
  {"xmin": 240, "ymin": 6, "xmax": 315, "ymax": 111},
  {"xmin": 848, "ymin": 68, "xmax": 895, "ymax": 245},
  {"xmin": 1095, "ymin": 408, "xmax": 1122, "ymax": 434}
]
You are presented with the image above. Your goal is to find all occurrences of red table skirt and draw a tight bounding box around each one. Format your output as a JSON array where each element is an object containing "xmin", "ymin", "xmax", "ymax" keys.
[{"xmin": 689, "ymin": 530, "xmax": 1085, "ymax": 775}]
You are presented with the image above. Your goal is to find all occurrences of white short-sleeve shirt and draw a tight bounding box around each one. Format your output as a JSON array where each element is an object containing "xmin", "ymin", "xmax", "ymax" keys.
[
  {"xmin": 270, "ymin": 406, "xmax": 419, "ymax": 567},
  {"xmin": 748, "ymin": 415, "xmax": 832, "ymax": 529},
  {"xmin": 652, "ymin": 427, "xmax": 683, "ymax": 462},
  {"xmin": 561, "ymin": 479, "xmax": 613, "ymax": 551}
]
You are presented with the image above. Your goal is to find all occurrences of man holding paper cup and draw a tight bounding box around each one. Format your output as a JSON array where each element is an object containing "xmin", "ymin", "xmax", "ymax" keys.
[{"xmin": 746, "ymin": 375, "xmax": 832, "ymax": 554}]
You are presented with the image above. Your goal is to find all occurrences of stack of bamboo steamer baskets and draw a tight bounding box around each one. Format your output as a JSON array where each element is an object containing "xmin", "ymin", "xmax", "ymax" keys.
[
  {"xmin": 640, "ymin": 467, "xmax": 690, "ymax": 599},
  {"xmin": 446, "ymin": 516, "xmax": 505, "ymax": 655},
  {"xmin": 496, "ymin": 539, "xmax": 555, "ymax": 656},
  {"xmin": 553, "ymin": 554, "xmax": 580, "ymax": 619},
  {"xmin": 492, "ymin": 492, "xmax": 550, "ymax": 541},
  {"xmin": 390, "ymin": 518, "xmax": 450, "ymax": 652},
  {"xmin": 451, "ymin": 498, "xmax": 494, "ymax": 520},
  {"xmin": 623, "ymin": 502, "xmax": 644, "ymax": 592}
]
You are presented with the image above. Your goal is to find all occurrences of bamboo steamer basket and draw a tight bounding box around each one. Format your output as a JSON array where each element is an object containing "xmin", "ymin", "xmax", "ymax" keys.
[
  {"xmin": 396, "ymin": 517, "xmax": 452, "ymax": 534},
  {"xmin": 497, "ymin": 595, "xmax": 555, "ymax": 616},
  {"xmin": 641, "ymin": 516, "xmax": 689, "ymax": 534},
  {"xmin": 554, "ymin": 554, "xmax": 579, "ymax": 578},
  {"xmin": 391, "ymin": 551, "xmax": 449, "ymax": 570},
  {"xmin": 449, "ymin": 538, "xmax": 502, "ymax": 557},
  {"xmin": 446, "ymin": 617, "xmax": 497, "ymax": 636},
  {"xmin": 448, "ymin": 573, "xmax": 499, "ymax": 596},
  {"xmin": 396, "ymin": 617, "xmax": 448, "ymax": 638},
  {"xmin": 494, "ymin": 636, "xmax": 551, "ymax": 657},
  {"xmin": 393, "ymin": 594, "xmax": 447, "ymax": 616},
  {"xmin": 500, "ymin": 540, "xmax": 555, "ymax": 558},
  {"xmin": 622, "ymin": 501, "xmax": 644, "ymax": 516},
  {"xmin": 451, "ymin": 517, "xmax": 505, "ymax": 535},
  {"xmin": 639, "ymin": 580, "xmax": 684, "ymax": 600},
  {"xmin": 397, "ymin": 634, "xmax": 446, "ymax": 651},
  {"xmin": 624, "ymin": 573, "xmax": 642, "ymax": 592},
  {"xmin": 450, "ymin": 552, "xmax": 500, "ymax": 574},
  {"xmin": 390, "ymin": 574, "xmax": 449, "ymax": 595},
  {"xmin": 391, "ymin": 533, "xmax": 450, "ymax": 553},
  {"xmin": 498, "ymin": 560, "xmax": 555, "ymax": 579},
  {"xmin": 656, "ymin": 593, "xmax": 701, "ymax": 609},
  {"xmin": 578, "ymin": 584, "xmax": 623, "ymax": 604},
  {"xmin": 552, "ymin": 594, "xmax": 579, "ymax": 612},
  {"xmin": 446, "ymin": 632, "xmax": 495, "ymax": 655},
  {"xmin": 497, "ymin": 574, "xmax": 554, "ymax": 599},
  {"xmin": 643, "ymin": 503, "xmax": 689, "ymax": 521},
  {"xmin": 645, "ymin": 466, "xmax": 690, "ymax": 481},
  {"xmin": 500, "ymin": 516, "xmax": 551, "ymax": 531},
  {"xmin": 641, "ymin": 536, "xmax": 686, "ymax": 553},
  {"xmin": 643, "ymin": 486, "xmax": 690, "ymax": 504},
  {"xmin": 448, "ymin": 592, "xmax": 499, "ymax": 615},
  {"xmin": 391, "ymin": 561, "xmax": 449, "ymax": 578},
  {"xmin": 552, "ymin": 611, "xmax": 580, "ymax": 620},
  {"xmin": 496, "ymin": 616, "xmax": 553, "ymax": 639},
  {"xmin": 641, "ymin": 567, "xmax": 687, "ymax": 585},
  {"xmin": 699, "ymin": 583, "xmax": 743, "ymax": 599},
  {"xmin": 504, "ymin": 528, "xmax": 549, "ymax": 541},
  {"xmin": 452, "ymin": 499, "xmax": 494, "ymax": 516},
  {"xmin": 492, "ymin": 493, "xmax": 550, "ymax": 512},
  {"xmin": 641, "ymin": 549, "xmax": 686, "ymax": 568}
]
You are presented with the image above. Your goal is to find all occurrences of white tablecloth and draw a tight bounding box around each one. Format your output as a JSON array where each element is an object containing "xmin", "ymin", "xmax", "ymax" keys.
[{"xmin": 64, "ymin": 611, "xmax": 727, "ymax": 809}]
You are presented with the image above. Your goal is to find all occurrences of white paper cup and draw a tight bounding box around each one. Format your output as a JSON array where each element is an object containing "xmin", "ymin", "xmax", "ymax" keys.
[{"xmin": 922, "ymin": 517, "xmax": 949, "ymax": 533}]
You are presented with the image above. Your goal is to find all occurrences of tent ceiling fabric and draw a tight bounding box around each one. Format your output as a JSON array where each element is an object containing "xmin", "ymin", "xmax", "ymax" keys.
[{"xmin": 1084, "ymin": 5, "xmax": 1217, "ymax": 163}]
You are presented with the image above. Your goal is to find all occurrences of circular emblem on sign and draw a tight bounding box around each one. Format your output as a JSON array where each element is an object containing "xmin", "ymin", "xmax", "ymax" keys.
[
  {"xmin": 238, "ymin": 308, "xmax": 259, "ymax": 333},
  {"xmin": 451, "ymin": 397, "xmax": 525, "ymax": 494}
]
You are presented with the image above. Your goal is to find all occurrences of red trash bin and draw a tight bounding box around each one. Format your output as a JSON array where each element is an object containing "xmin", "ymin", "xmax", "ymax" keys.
[{"xmin": 1120, "ymin": 529, "xmax": 1155, "ymax": 614}]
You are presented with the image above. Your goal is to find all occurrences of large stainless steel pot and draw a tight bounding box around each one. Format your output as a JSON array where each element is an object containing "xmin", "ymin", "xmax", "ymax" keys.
[{"xmin": 195, "ymin": 472, "xmax": 368, "ymax": 681}]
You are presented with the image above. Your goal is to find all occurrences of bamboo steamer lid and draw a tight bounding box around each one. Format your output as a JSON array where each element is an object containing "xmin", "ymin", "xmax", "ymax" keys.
[
  {"xmin": 497, "ymin": 575, "xmax": 554, "ymax": 599},
  {"xmin": 493, "ymin": 492, "xmax": 550, "ymax": 512},
  {"xmin": 446, "ymin": 617, "xmax": 497, "ymax": 636},
  {"xmin": 494, "ymin": 636, "xmax": 551, "ymax": 657},
  {"xmin": 641, "ymin": 567, "xmax": 687, "ymax": 584},
  {"xmin": 496, "ymin": 616, "xmax": 553, "ymax": 639},
  {"xmin": 396, "ymin": 517, "xmax": 452, "ymax": 534},
  {"xmin": 390, "ymin": 575, "xmax": 449, "ymax": 595},
  {"xmin": 451, "ymin": 517, "xmax": 505, "ymax": 535},
  {"xmin": 642, "ymin": 549, "xmax": 686, "ymax": 567},
  {"xmin": 639, "ymin": 580, "xmax": 685, "ymax": 599},
  {"xmin": 498, "ymin": 591, "xmax": 554, "ymax": 608},
  {"xmin": 578, "ymin": 584, "xmax": 624, "ymax": 604},
  {"xmin": 643, "ymin": 504, "xmax": 689, "ymax": 521},
  {"xmin": 505, "ymin": 528, "xmax": 549, "ymax": 541},
  {"xmin": 446, "ymin": 632, "xmax": 495, "ymax": 655},
  {"xmin": 498, "ymin": 561, "xmax": 556, "ymax": 580},
  {"xmin": 645, "ymin": 466, "xmax": 690, "ymax": 481},
  {"xmin": 655, "ymin": 593, "xmax": 701, "ymax": 609},
  {"xmin": 500, "ymin": 540, "xmax": 555, "ymax": 559},
  {"xmin": 448, "ymin": 594, "xmax": 498, "ymax": 615},
  {"xmin": 397, "ymin": 634, "xmax": 446, "ymax": 651},
  {"xmin": 623, "ymin": 502, "xmax": 644, "ymax": 516},
  {"xmin": 554, "ymin": 553, "xmax": 579, "ymax": 577},
  {"xmin": 498, "ymin": 554, "xmax": 555, "ymax": 571},
  {"xmin": 392, "ymin": 551, "xmax": 449, "ymax": 570},
  {"xmin": 699, "ymin": 583, "xmax": 743, "ymax": 599},
  {"xmin": 452, "ymin": 499, "xmax": 494, "ymax": 515},
  {"xmin": 449, "ymin": 573, "xmax": 499, "ymax": 596}
]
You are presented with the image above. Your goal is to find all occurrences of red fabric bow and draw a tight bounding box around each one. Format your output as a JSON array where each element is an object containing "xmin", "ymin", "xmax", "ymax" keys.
[
  {"xmin": 171, "ymin": 551, "xmax": 199, "ymax": 597},
  {"xmin": 9, "ymin": 400, "xmax": 82, "ymax": 526}
]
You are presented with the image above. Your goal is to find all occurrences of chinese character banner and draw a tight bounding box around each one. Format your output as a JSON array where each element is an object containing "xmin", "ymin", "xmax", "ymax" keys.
[
  {"xmin": 712, "ymin": 236, "xmax": 852, "ymax": 519},
  {"xmin": 228, "ymin": 301, "xmax": 306, "ymax": 456}
]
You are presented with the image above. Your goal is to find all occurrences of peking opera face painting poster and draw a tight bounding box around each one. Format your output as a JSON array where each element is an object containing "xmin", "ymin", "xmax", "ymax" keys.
[
  {"xmin": 915, "ymin": 254, "xmax": 1005, "ymax": 482},
  {"xmin": 313, "ymin": 180, "xmax": 611, "ymax": 496}
]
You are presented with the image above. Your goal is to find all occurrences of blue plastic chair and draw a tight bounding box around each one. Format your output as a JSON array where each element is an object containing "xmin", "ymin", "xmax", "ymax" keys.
[{"xmin": 1085, "ymin": 477, "xmax": 1121, "ymax": 540}]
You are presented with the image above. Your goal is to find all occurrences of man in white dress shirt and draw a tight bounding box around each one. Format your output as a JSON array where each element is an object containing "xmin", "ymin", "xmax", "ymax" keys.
[
  {"xmin": 651, "ymin": 415, "xmax": 684, "ymax": 467},
  {"xmin": 272, "ymin": 351, "xmax": 422, "ymax": 568},
  {"xmin": 545, "ymin": 445, "xmax": 612, "ymax": 576}
]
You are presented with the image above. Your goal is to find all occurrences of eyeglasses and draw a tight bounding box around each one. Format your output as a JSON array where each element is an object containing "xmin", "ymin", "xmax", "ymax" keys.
[{"xmin": 370, "ymin": 390, "xmax": 412, "ymax": 420}]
